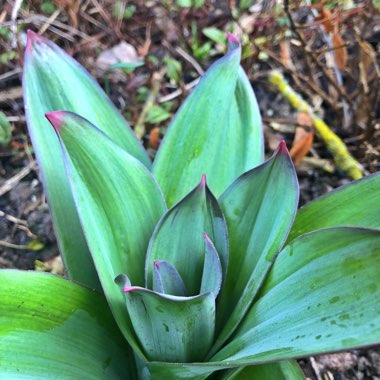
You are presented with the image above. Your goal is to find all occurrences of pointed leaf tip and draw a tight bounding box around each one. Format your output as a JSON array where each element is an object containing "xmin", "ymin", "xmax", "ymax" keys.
[
  {"xmin": 227, "ymin": 34, "xmax": 240, "ymax": 45},
  {"xmin": 45, "ymin": 111, "xmax": 65, "ymax": 132},
  {"xmin": 203, "ymin": 231, "xmax": 211, "ymax": 242},
  {"xmin": 277, "ymin": 140, "xmax": 289, "ymax": 155},
  {"xmin": 26, "ymin": 30, "xmax": 45, "ymax": 52},
  {"xmin": 201, "ymin": 174, "xmax": 207, "ymax": 187},
  {"xmin": 123, "ymin": 285, "xmax": 144, "ymax": 293}
]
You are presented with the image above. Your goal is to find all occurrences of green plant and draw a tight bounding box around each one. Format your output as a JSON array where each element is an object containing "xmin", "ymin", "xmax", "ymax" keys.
[
  {"xmin": 0, "ymin": 111, "xmax": 12, "ymax": 146},
  {"xmin": 163, "ymin": 55, "xmax": 182, "ymax": 84},
  {"xmin": 176, "ymin": 0, "xmax": 205, "ymax": 8},
  {"xmin": 190, "ymin": 23, "xmax": 214, "ymax": 61},
  {"xmin": 1, "ymin": 31, "xmax": 379, "ymax": 379}
]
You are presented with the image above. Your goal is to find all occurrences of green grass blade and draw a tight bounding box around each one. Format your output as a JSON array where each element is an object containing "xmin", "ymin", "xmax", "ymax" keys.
[{"xmin": 0, "ymin": 270, "xmax": 133, "ymax": 379}]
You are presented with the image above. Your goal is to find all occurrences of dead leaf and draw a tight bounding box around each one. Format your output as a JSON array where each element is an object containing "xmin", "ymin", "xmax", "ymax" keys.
[
  {"xmin": 358, "ymin": 39, "xmax": 378, "ymax": 94},
  {"xmin": 280, "ymin": 39, "xmax": 293, "ymax": 69},
  {"xmin": 316, "ymin": 8, "xmax": 334, "ymax": 33},
  {"xmin": 296, "ymin": 112, "xmax": 313, "ymax": 131},
  {"xmin": 54, "ymin": 0, "xmax": 80, "ymax": 28},
  {"xmin": 291, "ymin": 117, "xmax": 314, "ymax": 165},
  {"xmin": 332, "ymin": 25, "xmax": 347, "ymax": 71},
  {"xmin": 138, "ymin": 23, "xmax": 152, "ymax": 57},
  {"xmin": 149, "ymin": 127, "xmax": 160, "ymax": 150},
  {"xmin": 0, "ymin": 10, "xmax": 7, "ymax": 23}
]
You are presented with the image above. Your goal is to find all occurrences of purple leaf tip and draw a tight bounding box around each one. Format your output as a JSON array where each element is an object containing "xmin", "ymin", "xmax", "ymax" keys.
[
  {"xmin": 26, "ymin": 30, "xmax": 45, "ymax": 53},
  {"xmin": 277, "ymin": 140, "xmax": 289, "ymax": 155},
  {"xmin": 45, "ymin": 111, "xmax": 65, "ymax": 132},
  {"xmin": 227, "ymin": 34, "xmax": 240, "ymax": 45},
  {"xmin": 154, "ymin": 260, "xmax": 160, "ymax": 269}
]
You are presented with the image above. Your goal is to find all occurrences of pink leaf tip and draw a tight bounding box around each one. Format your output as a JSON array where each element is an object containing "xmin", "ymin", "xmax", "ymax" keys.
[
  {"xmin": 203, "ymin": 232, "xmax": 211, "ymax": 242},
  {"xmin": 277, "ymin": 140, "xmax": 289, "ymax": 155},
  {"xmin": 26, "ymin": 30, "xmax": 45, "ymax": 53},
  {"xmin": 227, "ymin": 34, "xmax": 240, "ymax": 46},
  {"xmin": 122, "ymin": 285, "xmax": 143, "ymax": 293},
  {"xmin": 154, "ymin": 260, "xmax": 160, "ymax": 269},
  {"xmin": 200, "ymin": 174, "xmax": 207, "ymax": 187},
  {"xmin": 45, "ymin": 111, "xmax": 65, "ymax": 132}
]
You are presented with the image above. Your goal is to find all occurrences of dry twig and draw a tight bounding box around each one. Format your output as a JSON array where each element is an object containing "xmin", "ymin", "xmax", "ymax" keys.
[{"xmin": 0, "ymin": 161, "xmax": 37, "ymax": 197}]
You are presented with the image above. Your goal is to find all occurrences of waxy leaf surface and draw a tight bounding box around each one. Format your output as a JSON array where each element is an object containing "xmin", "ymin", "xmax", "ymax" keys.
[
  {"xmin": 153, "ymin": 260, "xmax": 188, "ymax": 296},
  {"xmin": 213, "ymin": 142, "xmax": 298, "ymax": 351},
  {"xmin": 288, "ymin": 172, "xmax": 380, "ymax": 242},
  {"xmin": 145, "ymin": 178, "xmax": 228, "ymax": 295},
  {"xmin": 153, "ymin": 38, "xmax": 264, "ymax": 207},
  {"xmin": 120, "ymin": 282, "xmax": 215, "ymax": 363},
  {"xmin": 145, "ymin": 357, "xmax": 303, "ymax": 379},
  {"xmin": 0, "ymin": 270, "xmax": 132, "ymax": 379},
  {"xmin": 200, "ymin": 234, "xmax": 223, "ymax": 298},
  {"xmin": 222, "ymin": 361, "xmax": 304, "ymax": 380},
  {"xmin": 47, "ymin": 111, "xmax": 166, "ymax": 358},
  {"xmin": 24, "ymin": 31, "xmax": 150, "ymax": 288},
  {"xmin": 211, "ymin": 228, "xmax": 380, "ymax": 364}
]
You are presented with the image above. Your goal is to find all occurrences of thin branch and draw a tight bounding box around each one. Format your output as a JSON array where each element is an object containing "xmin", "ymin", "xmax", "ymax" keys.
[
  {"xmin": 283, "ymin": 0, "xmax": 354, "ymax": 108},
  {"xmin": 0, "ymin": 161, "xmax": 37, "ymax": 197}
]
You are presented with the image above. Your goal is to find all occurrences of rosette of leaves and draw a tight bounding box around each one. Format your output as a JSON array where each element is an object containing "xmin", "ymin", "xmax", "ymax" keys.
[{"xmin": 1, "ymin": 32, "xmax": 379, "ymax": 380}]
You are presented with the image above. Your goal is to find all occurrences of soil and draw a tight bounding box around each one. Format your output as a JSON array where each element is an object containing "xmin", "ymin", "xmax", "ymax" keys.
[{"xmin": 0, "ymin": 1, "xmax": 379, "ymax": 379}]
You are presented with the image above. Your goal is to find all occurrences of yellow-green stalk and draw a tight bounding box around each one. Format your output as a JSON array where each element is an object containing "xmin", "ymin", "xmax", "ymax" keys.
[{"xmin": 269, "ymin": 71, "xmax": 363, "ymax": 180}]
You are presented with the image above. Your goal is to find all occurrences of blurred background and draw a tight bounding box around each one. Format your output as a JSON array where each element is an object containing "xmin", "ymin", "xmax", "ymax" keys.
[{"xmin": 0, "ymin": 1, "xmax": 379, "ymax": 378}]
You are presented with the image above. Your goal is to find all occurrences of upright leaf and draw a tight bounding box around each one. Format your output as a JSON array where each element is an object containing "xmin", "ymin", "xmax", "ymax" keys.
[
  {"xmin": 212, "ymin": 142, "xmax": 298, "ymax": 353},
  {"xmin": 0, "ymin": 270, "xmax": 133, "ymax": 379},
  {"xmin": 153, "ymin": 35, "xmax": 263, "ymax": 207},
  {"xmin": 288, "ymin": 172, "xmax": 380, "ymax": 242},
  {"xmin": 200, "ymin": 233, "xmax": 223, "ymax": 298},
  {"xmin": 24, "ymin": 31, "xmax": 150, "ymax": 288},
  {"xmin": 46, "ymin": 111, "xmax": 166, "ymax": 359},
  {"xmin": 152, "ymin": 260, "xmax": 188, "ymax": 296},
  {"xmin": 211, "ymin": 228, "xmax": 380, "ymax": 364},
  {"xmin": 145, "ymin": 176, "xmax": 228, "ymax": 295}
]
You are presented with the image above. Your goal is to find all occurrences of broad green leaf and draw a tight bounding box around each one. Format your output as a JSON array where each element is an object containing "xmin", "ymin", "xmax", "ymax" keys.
[
  {"xmin": 212, "ymin": 142, "xmax": 298, "ymax": 353},
  {"xmin": 221, "ymin": 361, "xmax": 304, "ymax": 379},
  {"xmin": 46, "ymin": 111, "xmax": 166, "ymax": 359},
  {"xmin": 211, "ymin": 228, "xmax": 380, "ymax": 364},
  {"xmin": 153, "ymin": 36, "xmax": 264, "ymax": 207},
  {"xmin": 288, "ymin": 172, "xmax": 380, "ymax": 243},
  {"xmin": 0, "ymin": 270, "xmax": 133, "ymax": 379},
  {"xmin": 117, "ymin": 274, "xmax": 215, "ymax": 363},
  {"xmin": 24, "ymin": 31, "xmax": 150, "ymax": 288},
  {"xmin": 145, "ymin": 176, "xmax": 228, "ymax": 295}
]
